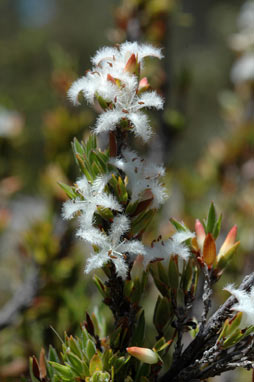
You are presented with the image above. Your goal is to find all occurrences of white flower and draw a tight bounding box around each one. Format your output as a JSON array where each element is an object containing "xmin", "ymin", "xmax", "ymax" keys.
[
  {"xmin": 231, "ymin": 53, "xmax": 254, "ymax": 84},
  {"xmin": 224, "ymin": 284, "xmax": 254, "ymax": 328},
  {"xmin": 110, "ymin": 149, "xmax": 167, "ymax": 208},
  {"xmin": 91, "ymin": 41, "xmax": 163, "ymax": 69},
  {"xmin": 237, "ymin": 1, "xmax": 254, "ymax": 32},
  {"xmin": 67, "ymin": 42, "xmax": 164, "ymax": 142},
  {"xmin": 84, "ymin": 215, "xmax": 146, "ymax": 279},
  {"xmin": 62, "ymin": 174, "xmax": 122, "ymax": 229},
  {"xmin": 144, "ymin": 230, "xmax": 193, "ymax": 266}
]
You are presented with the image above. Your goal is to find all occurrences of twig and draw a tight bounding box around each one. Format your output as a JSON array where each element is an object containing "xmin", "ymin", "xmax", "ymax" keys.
[
  {"xmin": 159, "ymin": 272, "xmax": 254, "ymax": 382},
  {"xmin": 200, "ymin": 265, "xmax": 213, "ymax": 330},
  {"xmin": 0, "ymin": 265, "xmax": 39, "ymax": 331}
]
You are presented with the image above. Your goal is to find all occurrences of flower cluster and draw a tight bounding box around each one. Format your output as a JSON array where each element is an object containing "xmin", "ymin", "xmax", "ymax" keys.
[
  {"xmin": 68, "ymin": 42, "xmax": 164, "ymax": 141},
  {"xmin": 110, "ymin": 148, "xmax": 167, "ymax": 208},
  {"xmin": 62, "ymin": 42, "xmax": 198, "ymax": 279}
]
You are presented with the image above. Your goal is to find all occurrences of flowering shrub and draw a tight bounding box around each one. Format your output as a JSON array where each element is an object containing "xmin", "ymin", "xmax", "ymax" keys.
[{"xmin": 30, "ymin": 42, "xmax": 254, "ymax": 382}]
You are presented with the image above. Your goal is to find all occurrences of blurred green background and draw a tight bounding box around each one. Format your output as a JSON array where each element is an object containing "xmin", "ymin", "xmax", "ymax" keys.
[{"xmin": 0, "ymin": 0, "xmax": 253, "ymax": 381}]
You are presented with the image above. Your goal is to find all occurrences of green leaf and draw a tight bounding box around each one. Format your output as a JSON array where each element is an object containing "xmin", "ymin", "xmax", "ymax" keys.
[
  {"xmin": 213, "ymin": 213, "xmax": 222, "ymax": 239},
  {"xmin": 86, "ymin": 339, "xmax": 97, "ymax": 360},
  {"xmin": 206, "ymin": 202, "xmax": 217, "ymax": 234},
  {"xmin": 48, "ymin": 362, "xmax": 74, "ymax": 380},
  {"xmin": 132, "ymin": 310, "xmax": 145, "ymax": 346},
  {"xmin": 29, "ymin": 357, "xmax": 40, "ymax": 382},
  {"xmin": 170, "ymin": 218, "xmax": 187, "ymax": 232},
  {"xmin": 58, "ymin": 182, "xmax": 76, "ymax": 199},
  {"xmin": 66, "ymin": 351, "xmax": 86, "ymax": 376},
  {"xmin": 72, "ymin": 137, "xmax": 84, "ymax": 156},
  {"xmin": 89, "ymin": 354, "xmax": 103, "ymax": 375},
  {"xmin": 48, "ymin": 345, "xmax": 60, "ymax": 363},
  {"xmin": 68, "ymin": 336, "xmax": 83, "ymax": 359},
  {"xmin": 168, "ymin": 257, "xmax": 179, "ymax": 289},
  {"xmin": 93, "ymin": 275, "xmax": 107, "ymax": 298}
]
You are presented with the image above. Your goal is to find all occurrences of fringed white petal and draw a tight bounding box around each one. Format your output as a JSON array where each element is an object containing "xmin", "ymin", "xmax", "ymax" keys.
[
  {"xmin": 165, "ymin": 239, "xmax": 190, "ymax": 261},
  {"xmin": 94, "ymin": 110, "xmax": 123, "ymax": 134},
  {"xmin": 92, "ymin": 174, "xmax": 112, "ymax": 194},
  {"xmin": 96, "ymin": 193, "xmax": 123, "ymax": 212},
  {"xmin": 120, "ymin": 41, "xmax": 139, "ymax": 60},
  {"xmin": 67, "ymin": 77, "xmax": 88, "ymax": 106},
  {"xmin": 139, "ymin": 43, "xmax": 163, "ymax": 60},
  {"xmin": 91, "ymin": 46, "xmax": 118, "ymax": 66},
  {"xmin": 62, "ymin": 199, "xmax": 81, "ymax": 220},
  {"xmin": 77, "ymin": 227, "xmax": 106, "ymax": 246},
  {"xmin": 149, "ymin": 180, "xmax": 168, "ymax": 208},
  {"xmin": 85, "ymin": 251, "xmax": 109, "ymax": 273},
  {"xmin": 112, "ymin": 256, "xmax": 129, "ymax": 279},
  {"xmin": 120, "ymin": 240, "xmax": 146, "ymax": 257},
  {"xmin": 172, "ymin": 231, "xmax": 195, "ymax": 243},
  {"xmin": 128, "ymin": 112, "xmax": 152, "ymax": 142},
  {"xmin": 110, "ymin": 214, "xmax": 130, "ymax": 243},
  {"xmin": 224, "ymin": 284, "xmax": 254, "ymax": 328},
  {"xmin": 76, "ymin": 176, "xmax": 90, "ymax": 194},
  {"xmin": 143, "ymin": 242, "xmax": 167, "ymax": 266},
  {"xmin": 138, "ymin": 91, "xmax": 164, "ymax": 110}
]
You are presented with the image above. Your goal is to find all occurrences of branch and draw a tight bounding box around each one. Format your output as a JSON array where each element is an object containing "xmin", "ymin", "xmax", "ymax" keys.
[
  {"xmin": 159, "ymin": 272, "xmax": 254, "ymax": 382},
  {"xmin": 0, "ymin": 266, "xmax": 39, "ymax": 331}
]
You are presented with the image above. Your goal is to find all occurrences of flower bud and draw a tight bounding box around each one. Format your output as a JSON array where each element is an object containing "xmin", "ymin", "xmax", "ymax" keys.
[
  {"xmin": 126, "ymin": 347, "xmax": 159, "ymax": 364},
  {"xmin": 218, "ymin": 225, "xmax": 237, "ymax": 259},
  {"xmin": 203, "ymin": 233, "xmax": 216, "ymax": 266},
  {"xmin": 124, "ymin": 53, "xmax": 139, "ymax": 75},
  {"xmin": 138, "ymin": 77, "xmax": 150, "ymax": 93},
  {"xmin": 195, "ymin": 219, "xmax": 206, "ymax": 250}
]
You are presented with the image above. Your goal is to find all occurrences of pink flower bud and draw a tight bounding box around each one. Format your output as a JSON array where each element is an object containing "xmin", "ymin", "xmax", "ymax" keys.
[
  {"xmin": 195, "ymin": 219, "xmax": 206, "ymax": 250},
  {"xmin": 138, "ymin": 77, "xmax": 150, "ymax": 93},
  {"xmin": 218, "ymin": 225, "xmax": 238, "ymax": 258},
  {"xmin": 124, "ymin": 53, "xmax": 138, "ymax": 74},
  {"xmin": 126, "ymin": 347, "xmax": 159, "ymax": 364}
]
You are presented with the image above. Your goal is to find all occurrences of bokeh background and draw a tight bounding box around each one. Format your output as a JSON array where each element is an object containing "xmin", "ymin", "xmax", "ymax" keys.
[{"xmin": 0, "ymin": 0, "xmax": 253, "ymax": 381}]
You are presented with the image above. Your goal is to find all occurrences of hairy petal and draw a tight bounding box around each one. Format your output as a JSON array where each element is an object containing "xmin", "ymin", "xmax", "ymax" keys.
[
  {"xmin": 94, "ymin": 110, "xmax": 123, "ymax": 134},
  {"xmin": 128, "ymin": 112, "xmax": 152, "ymax": 141},
  {"xmin": 110, "ymin": 214, "xmax": 130, "ymax": 243},
  {"xmin": 67, "ymin": 77, "xmax": 88, "ymax": 106},
  {"xmin": 138, "ymin": 91, "xmax": 164, "ymax": 110}
]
